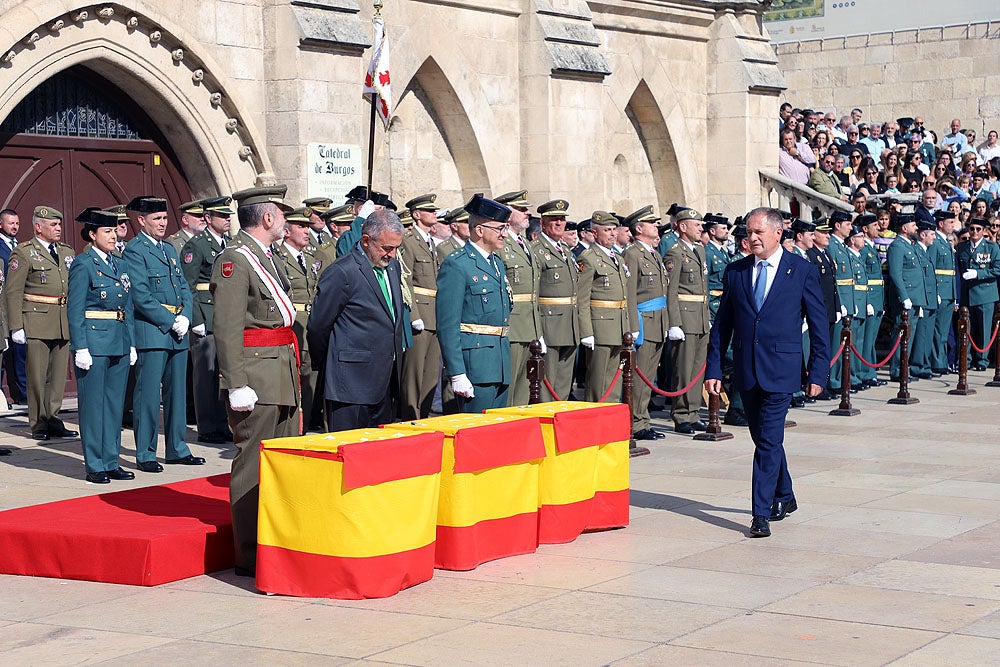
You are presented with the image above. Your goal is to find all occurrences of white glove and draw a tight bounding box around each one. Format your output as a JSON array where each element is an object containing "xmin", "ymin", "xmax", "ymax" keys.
[
  {"xmin": 171, "ymin": 315, "xmax": 190, "ymax": 337},
  {"xmin": 580, "ymin": 335, "xmax": 595, "ymax": 350},
  {"xmin": 835, "ymin": 311, "xmax": 842, "ymax": 323},
  {"xmin": 937, "ymin": 295, "xmax": 942, "ymax": 305},
  {"xmin": 963, "ymin": 269, "xmax": 978, "ymax": 280},
  {"xmin": 631, "ymin": 331, "xmax": 640, "ymax": 344},
  {"xmin": 450, "ymin": 373, "xmax": 475, "ymax": 398},
  {"xmin": 2, "ymin": 338, "xmax": 7, "ymax": 352},
  {"xmin": 228, "ymin": 385, "xmax": 258, "ymax": 411},
  {"xmin": 853, "ymin": 306, "xmax": 858, "ymax": 317},
  {"xmin": 903, "ymin": 298, "xmax": 913, "ymax": 310},
  {"xmin": 667, "ymin": 326, "xmax": 686, "ymax": 341},
  {"xmin": 411, "ymin": 318, "xmax": 425, "ymax": 332},
  {"xmin": 359, "ymin": 200, "xmax": 376, "ymax": 219},
  {"xmin": 538, "ymin": 336, "xmax": 547, "ymax": 355},
  {"xmin": 840, "ymin": 305, "xmax": 848, "ymax": 317},
  {"xmin": 801, "ymin": 321, "xmax": 809, "ymax": 334},
  {"xmin": 867, "ymin": 303, "xmax": 875, "ymax": 316},
  {"xmin": 129, "ymin": 347, "xmax": 137, "ymax": 366},
  {"xmin": 192, "ymin": 323, "xmax": 206, "ymax": 336},
  {"xmin": 74, "ymin": 349, "xmax": 93, "ymax": 371},
  {"xmin": 11, "ymin": 329, "xmax": 26, "ymax": 345},
  {"xmin": 918, "ymin": 307, "xmax": 924, "ymax": 318}
]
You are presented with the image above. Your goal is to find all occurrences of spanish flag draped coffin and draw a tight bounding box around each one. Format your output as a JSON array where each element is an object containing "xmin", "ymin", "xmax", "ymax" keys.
[
  {"xmin": 383, "ymin": 414, "xmax": 547, "ymax": 571},
  {"xmin": 487, "ymin": 401, "xmax": 631, "ymax": 543},
  {"xmin": 257, "ymin": 429, "xmax": 444, "ymax": 599}
]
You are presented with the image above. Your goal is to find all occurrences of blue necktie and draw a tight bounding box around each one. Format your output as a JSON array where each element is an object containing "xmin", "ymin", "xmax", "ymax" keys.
[{"xmin": 754, "ymin": 260, "xmax": 769, "ymax": 310}]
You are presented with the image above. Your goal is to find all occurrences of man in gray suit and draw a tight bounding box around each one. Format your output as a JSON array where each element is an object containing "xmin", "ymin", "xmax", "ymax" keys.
[{"xmin": 307, "ymin": 209, "xmax": 404, "ymax": 430}]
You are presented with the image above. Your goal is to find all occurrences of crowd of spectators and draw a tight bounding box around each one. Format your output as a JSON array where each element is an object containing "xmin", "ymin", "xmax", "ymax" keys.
[{"xmin": 778, "ymin": 102, "xmax": 1000, "ymax": 237}]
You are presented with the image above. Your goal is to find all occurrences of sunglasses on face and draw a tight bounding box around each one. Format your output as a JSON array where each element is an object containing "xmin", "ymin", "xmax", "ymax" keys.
[{"xmin": 850, "ymin": 154, "xmax": 862, "ymax": 159}]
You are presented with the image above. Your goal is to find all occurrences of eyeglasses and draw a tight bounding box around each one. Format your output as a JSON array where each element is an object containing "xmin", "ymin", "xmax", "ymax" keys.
[
  {"xmin": 865, "ymin": 170, "xmax": 878, "ymax": 175},
  {"xmin": 848, "ymin": 131, "xmax": 859, "ymax": 135},
  {"xmin": 481, "ymin": 223, "xmax": 508, "ymax": 233},
  {"xmin": 850, "ymin": 154, "xmax": 862, "ymax": 159}
]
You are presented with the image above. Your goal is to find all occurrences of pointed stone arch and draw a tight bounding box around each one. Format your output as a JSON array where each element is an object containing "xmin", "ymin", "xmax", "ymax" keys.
[
  {"xmin": 0, "ymin": 2, "xmax": 271, "ymax": 195},
  {"xmin": 624, "ymin": 79, "xmax": 686, "ymax": 215}
]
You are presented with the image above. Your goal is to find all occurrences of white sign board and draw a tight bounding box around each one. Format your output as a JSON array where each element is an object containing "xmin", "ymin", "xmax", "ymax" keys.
[
  {"xmin": 306, "ymin": 143, "xmax": 361, "ymax": 202},
  {"xmin": 765, "ymin": 0, "xmax": 1000, "ymax": 43}
]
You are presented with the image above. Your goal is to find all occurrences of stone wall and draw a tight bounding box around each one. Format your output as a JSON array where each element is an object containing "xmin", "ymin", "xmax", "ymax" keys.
[
  {"xmin": 776, "ymin": 22, "xmax": 1000, "ymax": 138},
  {"xmin": 0, "ymin": 0, "xmax": 782, "ymax": 218}
]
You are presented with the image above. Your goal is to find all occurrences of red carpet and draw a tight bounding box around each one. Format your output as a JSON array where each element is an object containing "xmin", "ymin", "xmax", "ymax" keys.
[{"xmin": 0, "ymin": 474, "xmax": 234, "ymax": 586}]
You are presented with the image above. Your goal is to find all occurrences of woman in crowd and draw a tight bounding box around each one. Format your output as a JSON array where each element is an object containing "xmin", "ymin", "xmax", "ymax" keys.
[
  {"xmin": 855, "ymin": 163, "xmax": 882, "ymax": 197},
  {"xmin": 937, "ymin": 150, "xmax": 958, "ymax": 177},
  {"xmin": 901, "ymin": 151, "xmax": 925, "ymax": 186},
  {"xmin": 959, "ymin": 152, "xmax": 978, "ymax": 178},
  {"xmin": 811, "ymin": 130, "xmax": 831, "ymax": 159},
  {"xmin": 972, "ymin": 198, "xmax": 990, "ymax": 222},
  {"xmin": 880, "ymin": 152, "xmax": 904, "ymax": 189},
  {"xmin": 68, "ymin": 209, "xmax": 136, "ymax": 484}
]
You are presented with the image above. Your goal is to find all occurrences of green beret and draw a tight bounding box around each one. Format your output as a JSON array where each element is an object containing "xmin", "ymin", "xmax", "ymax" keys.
[{"xmin": 34, "ymin": 205, "xmax": 63, "ymax": 220}]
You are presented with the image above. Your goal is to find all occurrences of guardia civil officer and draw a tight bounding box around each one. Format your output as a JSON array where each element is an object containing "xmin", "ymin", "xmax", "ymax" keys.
[
  {"xmin": 180, "ymin": 196, "xmax": 234, "ymax": 443},
  {"xmin": 928, "ymin": 210, "xmax": 957, "ymax": 375},
  {"xmin": 623, "ymin": 205, "xmax": 667, "ymax": 439},
  {"xmin": 437, "ymin": 194, "xmax": 513, "ymax": 412},
  {"xmin": 4, "ymin": 206, "xmax": 78, "ymax": 440},
  {"xmin": 68, "ymin": 210, "xmax": 136, "ymax": 483},
  {"xmin": 956, "ymin": 217, "xmax": 1000, "ymax": 371},
  {"xmin": 496, "ymin": 190, "xmax": 542, "ymax": 406},
  {"xmin": 124, "ymin": 196, "xmax": 202, "ymax": 471},
  {"xmin": 887, "ymin": 214, "xmax": 927, "ymax": 381},
  {"xmin": 858, "ymin": 214, "xmax": 887, "ymax": 388},
  {"xmin": 911, "ymin": 219, "xmax": 940, "ymax": 378},
  {"xmin": 577, "ymin": 211, "xmax": 636, "ymax": 403}
]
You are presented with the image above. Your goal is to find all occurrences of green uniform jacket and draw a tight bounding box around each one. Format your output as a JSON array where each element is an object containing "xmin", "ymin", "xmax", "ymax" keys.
[
  {"xmin": 887, "ymin": 236, "xmax": 928, "ymax": 309},
  {"xmin": 665, "ymin": 241, "xmax": 710, "ymax": 334},
  {"xmin": 400, "ymin": 227, "xmax": 440, "ymax": 329},
  {"xmin": 181, "ymin": 230, "xmax": 227, "ymax": 333},
  {"xmin": 847, "ymin": 248, "xmax": 869, "ymax": 314},
  {"xmin": 67, "ymin": 248, "xmax": 135, "ymax": 355},
  {"xmin": 334, "ymin": 215, "xmax": 366, "ymax": 258},
  {"xmin": 827, "ymin": 235, "xmax": 856, "ymax": 314},
  {"xmin": 623, "ymin": 241, "xmax": 667, "ymax": 343},
  {"xmin": 5, "ymin": 238, "xmax": 74, "ymax": 340},
  {"xmin": 530, "ymin": 235, "xmax": 580, "ymax": 347},
  {"xmin": 704, "ymin": 241, "xmax": 729, "ymax": 319},
  {"xmin": 124, "ymin": 233, "xmax": 193, "ymax": 351},
  {"xmin": 928, "ymin": 233, "xmax": 955, "ymax": 302},
  {"xmin": 657, "ymin": 230, "xmax": 678, "ymax": 258},
  {"xmin": 500, "ymin": 234, "xmax": 542, "ymax": 344},
  {"xmin": 274, "ymin": 243, "xmax": 320, "ymax": 356},
  {"xmin": 956, "ymin": 239, "xmax": 1000, "ymax": 306},
  {"xmin": 577, "ymin": 245, "xmax": 635, "ymax": 345},
  {"xmin": 167, "ymin": 229, "xmax": 195, "ymax": 255},
  {"xmin": 914, "ymin": 243, "xmax": 937, "ymax": 308},
  {"xmin": 861, "ymin": 241, "xmax": 885, "ymax": 312},
  {"xmin": 435, "ymin": 243, "xmax": 511, "ymax": 384},
  {"xmin": 209, "ymin": 231, "xmax": 299, "ymax": 406}
]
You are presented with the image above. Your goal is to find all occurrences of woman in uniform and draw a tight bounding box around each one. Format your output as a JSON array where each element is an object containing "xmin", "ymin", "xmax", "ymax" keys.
[{"xmin": 68, "ymin": 209, "xmax": 136, "ymax": 483}]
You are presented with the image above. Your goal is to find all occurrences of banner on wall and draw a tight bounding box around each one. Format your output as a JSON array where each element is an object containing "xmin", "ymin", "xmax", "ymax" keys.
[
  {"xmin": 306, "ymin": 143, "xmax": 361, "ymax": 202},
  {"xmin": 765, "ymin": 0, "xmax": 1000, "ymax": 43}
]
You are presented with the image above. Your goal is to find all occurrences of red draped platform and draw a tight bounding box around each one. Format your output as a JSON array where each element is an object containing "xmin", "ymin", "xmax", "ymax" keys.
[{"xmin": 0, "ymin": 474, "xmax": 234, "ymax": 586}]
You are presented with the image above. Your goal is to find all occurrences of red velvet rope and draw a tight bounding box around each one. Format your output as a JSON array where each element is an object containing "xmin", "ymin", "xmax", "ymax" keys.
[
  {"xmin": 542, "ymin": 377, "xmax": 563, "ymax": 402},
  {"xmin": 849, "ymin": 335, "xmax": 902, "ymax": 369},
  {"xmin": 598, "ymin": 366, "xmax": 625, "ymax": 403},
  {"xmin": 829, "ymin": 342, "xmax": 845, "ymax": 368},
  {"xmin": 634, "ymin": 362, "xmax": 707, "ymax": 398},
  {"xmin": 965, "ymin": 325, "xmax": 1000, "ymax": 354}
]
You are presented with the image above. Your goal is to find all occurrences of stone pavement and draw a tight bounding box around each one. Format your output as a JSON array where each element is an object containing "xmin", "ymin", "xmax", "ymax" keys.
[{"xmin": 1, "ymin": 374, "xmax": 999, "ymax": 665}]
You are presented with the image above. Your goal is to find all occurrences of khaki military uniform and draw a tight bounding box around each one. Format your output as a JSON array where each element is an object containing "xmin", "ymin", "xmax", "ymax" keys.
[
  {"xmin": 274, "ymin": 243, "xmax": 322, "ymax": 430},
  {"xmin": 5, "ymin": 238, "xmax": 74, "ymax": 434},
  {"xmin": 211, "ymin": 230, "xmax": 300, "ymax": 572},
  {"xmin": 623, "ymin": 241, "xmax": 668, "ymax": 432},
  {"xmin": 399, "ymin": 226, "xmax": 441, "ymax": 420},
  {"xmin": 435, "ymin": 236, "xmax": 463, "ymax": 260},
  {"xmin": 501, "ymin": 233, "xmax": 542, "ymax": 405},
  {"xmin": 180, "ymin": 230, "xmax": 230, "ymax": 440},
  {"xmin": 167, "ymin": 229, "xmax": 195, "ymax": 255},
  {"xmin": 665, "ymin": 241, "xmax": 710, "ymax": 426},
  {"xmin": 577, "ymin": 245, "xmax": 636, "ymax": 403},
  {"xmin": 530, "ymin": 235, "xmax": 580, "ymax": 401}
]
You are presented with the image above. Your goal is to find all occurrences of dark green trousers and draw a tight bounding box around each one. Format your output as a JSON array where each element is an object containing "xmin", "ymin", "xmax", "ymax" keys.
[
  {"xmin": 133, "ymin": 348, "xmax": 191, "ymax": 463},
  {"xmin": 76, "ymin": 354, "xmax": 129, "ymax": 473}
]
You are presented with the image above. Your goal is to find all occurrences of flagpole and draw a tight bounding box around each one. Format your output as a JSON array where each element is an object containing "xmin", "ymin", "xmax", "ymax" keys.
[{"xmin": 366, "ymin": 0, "xmax": 383, "ymax": 195}]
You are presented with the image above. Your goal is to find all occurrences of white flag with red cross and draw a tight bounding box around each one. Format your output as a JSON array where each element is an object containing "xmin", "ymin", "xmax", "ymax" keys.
[{"xmin": 363, "ymin": 16, "xmax": 392, "ymax": 128}]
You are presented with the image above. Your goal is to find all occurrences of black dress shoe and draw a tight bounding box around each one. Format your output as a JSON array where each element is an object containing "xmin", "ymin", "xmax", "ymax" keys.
[
  {"xmin": 850, "ymin": 383, "xmax": 863, "ymax": 393},
  {"xmin": 674, "ymin": 423, "xmax": 696, "ymax": 435},
  {"xmin": 749, "ymin": 516, "xmax": 771, "ymax": 537},
  {"xmin": 871, "ymin": 378, "xmax": 887, "ymax": 386},
  {"xmin": 691, "ymin": 420, "xmax": 708, "ymax": 432},
  {"xmin": 931, "ymin": 368, "xmax": 950, "ymax": 375},
  {"xmin": 632, "ymin": 428, "xmax": 659, "ymax": 441},
  {"xmin": 911, "ymin": 372, "xmax": 932, "ymax": 380},
  {"xmin": 648, "ymin": 429, "xmax": 666, "ymax": 440},
  {"xmin": 106, "ymin": 467, "xmax": 136, "ymax": 481},
  {"xmin": 137, "ymin": 461, "xmax": 164, "ymax": 473},
  {"xmin": 803, "ymin": 395, "xmax": 816, "ymax": 403},
  {"xmin": 234, "ymin": 566, "xmax": 256, "ymax": 578},
  {"xmin": 197, "ymin": 433, "xmax": 229, "ymax": 444},
  {"xmin": 769, "ymin": 498, "xmax": 798, "ymax": 521},
  {"xmin": 815, "ymin": 389, "xmax": 836, "ymax": 400},
  {"xmin": 165, "ymin": 455, "xmax": 206, "ymax": 465},
  {"xmin": 974, "ymin": 363, "xmax": 989, "ymax": 372},
  {"xmin": 790, "ymin": 396, "xmax": 806, "ymax": 408},
  {"xmin": 86, "ymin": 471, "xmax": 111, "ymax": 484},
  {"xmin": 31, "ymin": 431, "xmax": 50, "ymax": 441},
  {"xmin": 724, "ymin": 410, "xmax": 749, "ymax": 426},
  {"xmin": 49, "ymin": 427, "xmax": 79, "ymax": 438}
]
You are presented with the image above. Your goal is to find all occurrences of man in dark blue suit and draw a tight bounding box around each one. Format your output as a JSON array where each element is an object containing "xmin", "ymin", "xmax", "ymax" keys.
[
  {"xmin": 308, "ymin": 209, "xmax": 404, "ymax": 430},
  {"xmin": 0, "ymin": 208, "xmax": 27, "ymax": 405},
  {"xmin": 706, "ymin": 207, "xmax": 830, "ymax": 538}
]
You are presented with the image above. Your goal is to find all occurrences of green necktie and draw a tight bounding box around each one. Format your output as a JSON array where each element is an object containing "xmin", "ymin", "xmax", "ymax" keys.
[{"xmin": 374, "ymin": 266, "xmax": 394, "ymax": 319}]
